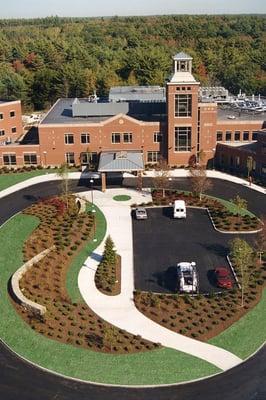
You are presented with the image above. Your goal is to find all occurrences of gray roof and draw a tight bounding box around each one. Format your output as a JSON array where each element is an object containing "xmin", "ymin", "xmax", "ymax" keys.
[
  {"xmin": 41, "ymin": 98, "xmax": 166, "ymax": 125},
  {"xmin": 217, "ymin": 108, "xmax": 266, "ymax": 122},
  {"xmin": 109, "ymin": 86, "xmax": 166, "ymax": 102},
  {"xmin": 98, "ymin": 151, "xmax": 144, "ymax": 172},
  {"xmin": 173, "ymin": 52, "xmax": 192, "ymax": 60},
  {"xmin": 72, "ymin": 98, "xmax": 129, "ymax": 117}
]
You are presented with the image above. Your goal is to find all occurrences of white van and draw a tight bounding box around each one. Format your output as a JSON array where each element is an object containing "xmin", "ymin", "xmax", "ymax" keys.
[{"xmin": 173, "ymin": 200, "xmax": 186, "ymax": 219}]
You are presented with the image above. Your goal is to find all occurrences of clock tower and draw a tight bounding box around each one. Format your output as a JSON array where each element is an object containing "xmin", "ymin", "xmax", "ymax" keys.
[{"xmin": 167, "ymin": 52, "xmax": 200, "ymax": 166}]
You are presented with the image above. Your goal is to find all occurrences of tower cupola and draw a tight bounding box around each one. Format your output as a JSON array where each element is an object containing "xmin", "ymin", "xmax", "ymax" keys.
[{"xmin": 173, "ymin": 52, "xmax": 193, "ymax": 73}]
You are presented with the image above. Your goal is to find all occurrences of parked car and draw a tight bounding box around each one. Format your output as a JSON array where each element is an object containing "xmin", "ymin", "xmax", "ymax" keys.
[
  {"xmin": 135, "ymin": 207, "xmax": 147, "ymax": 220},
  {"xmin": 214, "ymin": 267, "xmax": 233, "ymax": 289},
  {"xmin": 177, "ymin": 261, "xmax": 198, "ymax": 293},
  {"xmin": 173, "ymin": 200, "xmax": 186, "ymax": 219}
]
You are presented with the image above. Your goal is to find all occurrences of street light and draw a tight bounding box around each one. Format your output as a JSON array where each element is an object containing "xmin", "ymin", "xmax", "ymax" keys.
[
  {"xmin": 90, "ymin": 178, "xmax": 94, "ymax": 206},
  {"xmin": 90, "ymin": 178, "xmax": 97, "ymax": 242}
]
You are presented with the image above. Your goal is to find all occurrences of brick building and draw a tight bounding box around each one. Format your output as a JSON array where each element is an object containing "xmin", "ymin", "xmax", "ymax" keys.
[{"xmin": 0, "ymin": 52, "xmax": 265, "ymax": 181}]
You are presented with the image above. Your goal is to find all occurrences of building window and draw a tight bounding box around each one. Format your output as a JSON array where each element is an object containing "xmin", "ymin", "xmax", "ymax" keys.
[
  {"xmin": 216, "ymin": 131, "xmax": 223, "ymax": 141},
  {"xmin": 175, "ymin": 94, "xmax": 192, "ymax": 117},
  {"xmin": 234, "ymin": 131, "xmax": 240, "ymax": 141},
  {"xmin": 147, "ymin": 151, "xmax": 160, "ymax": 163},
  {"xmin": 0, "ymin": 130, "xmax": 5, "ymax": 136},
  {"xmin": 10, "ymin": 111, "xmax": 15, "ymax": 117},
  {"xmin": 3, "ymin": 154, "xmax": 16, "ymax": 165},
  {"xmin": 243, "ymin": 131, "xmax": 249, "ymax": 141},
  {"xmin": 0, "ymin": 113, "xmax": 3, "ymax": 119},
  {"xmin": 225, "ymin": 131, "xmax": 232, "ymax": 141},
  {"xmin": 65, "ymin": 133, "xmax": 74, "ymax": 144},
  {"xmin": 112, "ymin": 133, "xmax": 121, "ymax": 144},
  {"xmin": 80, "ymin": 152, "xmax": 98, "ymax": 166},
  {"xmin": 24, "ymin": 154, "xmax": 37, "ymax": 165},
  {"xmin": 65, "ymin": 152, "xmax": 75, "ymax": 164},
  {"xmin": 154, "ymin": 132, "xmax": 162, "ymax": 143},
  {"xmin": 11, "ymin": 127, "xmax": 17, "ymax": 133},
  {"xmin": 174, "ymin": 127, "xmax": 191, "ymax": 151},
  {"xmin": 81, "ymin": 133, "xmax": 90, "ymax": 144},
  {"xmin": 252, "ymin": 132, "xmax": 258, "ymax": 140},
  {"xmin": 123, "ymin": 133, "xmax": 132, "ymax": 143}
]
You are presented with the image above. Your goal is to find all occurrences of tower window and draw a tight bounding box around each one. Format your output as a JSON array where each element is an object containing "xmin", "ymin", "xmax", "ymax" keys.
[
  {"xmin": 216, "ymin": 131, "xmax": 223, "ymax": 141},
  {"xmin": 174, "ymin": 127, "xmax": 191, "ymax": 151},
  {"xmin": 175, "ymin": 94, "xmax": 192, "ymax": 117}
]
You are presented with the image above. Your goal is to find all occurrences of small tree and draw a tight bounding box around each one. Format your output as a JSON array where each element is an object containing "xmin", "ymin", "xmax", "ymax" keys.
[
  {"xmin": 246, "ymin": 156, "xmax": 253, "ymax": 183},
  {"xmin": 229, "ymin": 238, "xmax": 254, "ymax": 307},
  {"xmin": 57, "ymin": 163, "xmax": 71, "ymax": 209},
  {"xmin": 189, "ymin": 165, "xmax": 212, "ymax": 201},
  {"xmin": 152, "ymin": 158, "xmax": 170, "ymax": 198},
  {"xmin": 230, "ymin": 195, "xmax": 248, "ymax": 223},
  {"xmin": 103, "ymin": 325, "xmax": 117, "ymax": 352},
  {"xmin": 254, "ymin": 217, "xmax": 266, "ymax": 264}
]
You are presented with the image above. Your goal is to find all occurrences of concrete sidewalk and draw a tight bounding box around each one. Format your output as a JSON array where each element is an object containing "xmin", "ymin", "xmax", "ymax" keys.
[{"xmin": 78, "ymin": 188, "xmax": 242, "ymax": 371}]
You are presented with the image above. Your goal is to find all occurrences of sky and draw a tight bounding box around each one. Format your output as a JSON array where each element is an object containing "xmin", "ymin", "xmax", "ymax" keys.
[{"xmin": 0, "ymin": 0, "xmax": 265, "ymax": 19}]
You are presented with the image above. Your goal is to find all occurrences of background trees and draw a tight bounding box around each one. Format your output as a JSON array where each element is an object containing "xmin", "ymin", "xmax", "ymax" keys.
[{"xmin": 0, "ymin": 15, "xmax": 264, "ymax": 111}]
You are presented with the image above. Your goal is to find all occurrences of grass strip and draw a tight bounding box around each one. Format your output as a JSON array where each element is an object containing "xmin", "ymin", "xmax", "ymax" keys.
[
  {"xmin": 113, "ymin": 195, "xmax": 132, "ymax": 201},
  {"xmin": 0, "ymin": 213, "xmax": 220, "ymax": 385},
  {"xmin": 0, "ymin": 170, "xmax": 55, "ymax": 191},
  {"xmin": 209, "ymin": 289, "xmax": 266, "ymax": 359},
  {"xmin": 66, "ymin": 203, "xmax": 107, "ymax": 303},
  {"xmin": 161, "ymin": 189, "xmax": 256, "ymax": 218}
]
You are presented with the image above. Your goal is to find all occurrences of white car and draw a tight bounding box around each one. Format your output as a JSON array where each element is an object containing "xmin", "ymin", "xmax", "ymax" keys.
[
  {"xmin": 135, "ymin": 207, "xmax": 147, "ymax": 220},
  {"xmin": 177, "ymin": 262, "xmax": 198, "ymax": 293}
]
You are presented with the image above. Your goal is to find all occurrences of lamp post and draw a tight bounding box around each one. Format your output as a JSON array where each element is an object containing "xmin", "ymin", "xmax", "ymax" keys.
[
  {"xmin": 90, "ymin": 178, "xmax": 94, "ymax": 206},
  {"xmin": 90, "ymin": 178, "xmax": 97, "ymax": 242}
]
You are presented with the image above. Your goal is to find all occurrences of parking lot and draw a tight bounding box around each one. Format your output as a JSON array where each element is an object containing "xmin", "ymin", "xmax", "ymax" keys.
[{"xmin": 132, "ymin": 207, "xmax": 237, "ymax": 294}]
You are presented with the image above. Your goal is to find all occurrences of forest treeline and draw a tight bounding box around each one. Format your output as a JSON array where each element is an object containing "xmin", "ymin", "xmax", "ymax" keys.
[{"xmin": 0, "ymin": 15, "xmax": 265, "ymax": 111}]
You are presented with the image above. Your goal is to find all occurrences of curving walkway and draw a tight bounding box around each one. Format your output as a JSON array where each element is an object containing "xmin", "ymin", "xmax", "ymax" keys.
[
  {"xmin": 0, "ymin": 175, "xmax": 265, "ymax": 399},
  {"xmin": 78, "ymin": 188, "xmax": 242, "ymax": 371}
]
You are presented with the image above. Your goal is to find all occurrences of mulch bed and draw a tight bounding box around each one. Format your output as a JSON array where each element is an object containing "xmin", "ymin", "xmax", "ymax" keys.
[
  {"xmin": 134, "ymin": 259, "xmax": 266, "ymax": 341},
  {"xmin": 152, "ymin": 190, "xmax": 261, "ymax": 232},
  {"xmin": 11, "ymin": 195, "xmax": 159, "ymax": 354}
]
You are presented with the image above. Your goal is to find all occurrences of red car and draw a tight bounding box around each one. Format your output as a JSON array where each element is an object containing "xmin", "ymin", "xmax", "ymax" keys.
[{"xmin": 214, "ymin": 267, "xmax": 233, "ymax": 289}]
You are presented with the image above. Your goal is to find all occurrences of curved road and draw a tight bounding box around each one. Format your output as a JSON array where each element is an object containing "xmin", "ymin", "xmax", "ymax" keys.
[{"xmin": 0, "ymin": 177, "xmax": 265, "ymax": 400}]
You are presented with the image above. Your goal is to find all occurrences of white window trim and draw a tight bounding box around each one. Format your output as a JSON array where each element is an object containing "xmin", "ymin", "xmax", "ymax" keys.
[
  {"xmin": 123, "ymin": 133, "xmax": 133, "ymax": 143},
  {"xmin": 80, "ymin": 133, "xmax": 90, "ymax": 144},
  {"xmin": 111, "ymin": 133, "xmax": 121, "ymax": 144},
  {"xmin": 64, "ymin": 133, "xmax": 74, "ymax": 145}
]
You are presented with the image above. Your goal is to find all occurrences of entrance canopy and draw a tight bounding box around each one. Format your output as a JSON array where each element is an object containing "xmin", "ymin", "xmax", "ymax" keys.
[{"xmin": 98, "ymin": 151, "xmax": 144, "ymax": 172}]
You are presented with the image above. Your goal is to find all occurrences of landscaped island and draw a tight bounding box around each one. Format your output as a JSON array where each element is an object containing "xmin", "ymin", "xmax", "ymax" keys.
[{"xmin": 11, "ymin": 195, "xmax": 158, "ymax": 354}]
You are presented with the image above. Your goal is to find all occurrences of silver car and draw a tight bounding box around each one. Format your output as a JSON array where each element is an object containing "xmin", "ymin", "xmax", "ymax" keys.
[{"xmin": 135, "ymin": 207, "xmax": 147, "ymax": 220}]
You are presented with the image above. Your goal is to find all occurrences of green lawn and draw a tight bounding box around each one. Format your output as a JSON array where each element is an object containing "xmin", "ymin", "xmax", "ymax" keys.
[
  {"xmin": 0, "ymin": 170, "xmax": 54, "ymax": 191},
  {"xmin": 66, "ymin": 203, "xmax": 107, "ymax": 303},
  {"xmin": 209, "ymin": 289, "xmax": 266, "ymax": 359},
  {"xmin": 113, "ymin": 194, "xmax": 132, "ymax": 201},
  {"xmin": 0, "ymin": 213, "xmax": 220, "ymax": 385},
  {"xmin": 205, "ymin": 194, "xmax": 256, "ymax": 217}
]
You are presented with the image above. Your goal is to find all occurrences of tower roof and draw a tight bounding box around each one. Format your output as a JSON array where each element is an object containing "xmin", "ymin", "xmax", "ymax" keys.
[{"xmin": 173, "ymin": 52, "xmax": 192, "ymax": 60}]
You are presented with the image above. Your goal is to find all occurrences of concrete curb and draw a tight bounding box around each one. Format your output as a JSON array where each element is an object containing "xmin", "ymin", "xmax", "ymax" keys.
[
  {"xmin": 226, "ymin": 256, "xmax": 241, "ymax": 289},
  {"xmin": 11, "ymin": 246, "xmax": 56, "ymax": 315}
]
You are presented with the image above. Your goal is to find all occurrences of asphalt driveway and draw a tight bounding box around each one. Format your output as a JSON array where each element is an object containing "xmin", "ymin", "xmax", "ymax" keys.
[{"xmin": 133, "ymin": 207, "xmax": 251, "ymax": 294}]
